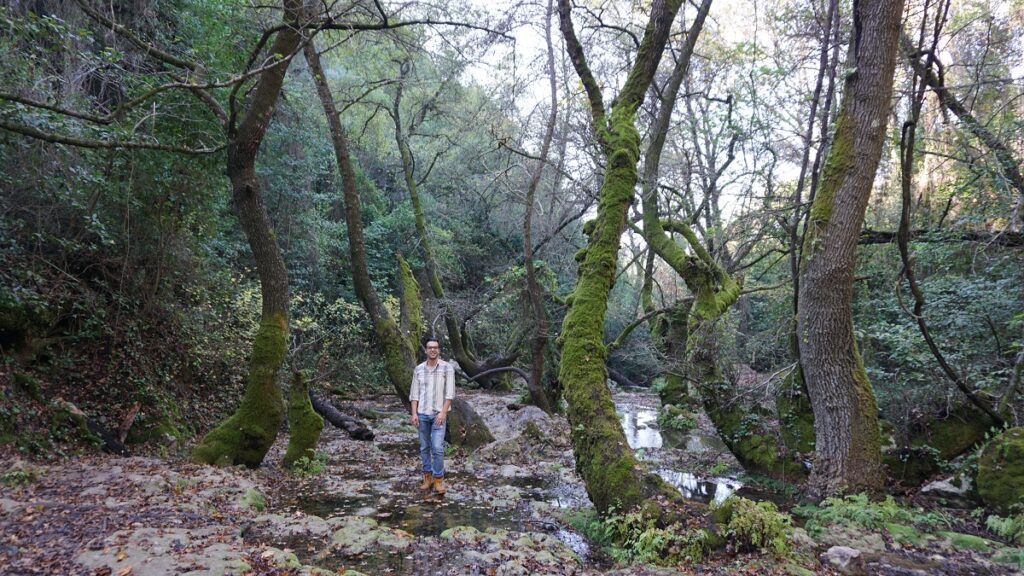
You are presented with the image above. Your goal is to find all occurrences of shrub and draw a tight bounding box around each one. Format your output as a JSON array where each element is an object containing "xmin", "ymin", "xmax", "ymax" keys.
[{"xmin": 712, "ymin": 496, "xmax": 793, "ymax": 557}]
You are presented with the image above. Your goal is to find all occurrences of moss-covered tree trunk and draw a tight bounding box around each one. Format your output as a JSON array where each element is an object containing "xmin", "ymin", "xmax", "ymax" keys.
[
  {"xmin": 305, "ymin": 42, "xmax": 493, "ymax": 449},
  {"xmin": 556, "ymin": 0, "xmax": 688, "ymax": 516},
  {"xmin": 284, "ymin": 371, "xmax": 324, "ymax": 467},
  {"xmin": 797, "ymin": 0, "xmax": 906, "ymax": 497},
  {"xmin": 192, "ymin": 0, "xmax": 306, "ymax": 467}
]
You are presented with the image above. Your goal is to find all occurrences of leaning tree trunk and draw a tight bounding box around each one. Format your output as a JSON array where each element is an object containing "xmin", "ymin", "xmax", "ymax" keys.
[
  {"xmin": 556, "ymin": 0, "xmax": 690, "ymax": 517},
  {"xmin": 192, "ymin": 1, "xmax": 306, "ymax": 467},
  {"xmin": 797, "ymin": 0, "xmax": 906, "ymax": 497},
  {"xmin": 304, "ymin": 42, "xmax": 493, "ymax": 448}
]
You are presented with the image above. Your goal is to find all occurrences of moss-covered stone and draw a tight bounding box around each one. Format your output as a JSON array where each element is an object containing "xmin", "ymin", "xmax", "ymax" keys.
[
  {"xmin": 284, "ymin": 371, "xmax": 324, "ymax": 468},
  {"xmin": 884, "ymin": 522, "xmax": 934, "ymax": 548},
  {"xmin": 192, "ymin": 313, "xmax": 287, "ymax": 467},
  {"xmin": 937, "ymin": 531, "xmax": 999, "ymax": 553},
  {"xmin": 977, "ymin": 427, "xmax": 1024, "ymax": 513}
]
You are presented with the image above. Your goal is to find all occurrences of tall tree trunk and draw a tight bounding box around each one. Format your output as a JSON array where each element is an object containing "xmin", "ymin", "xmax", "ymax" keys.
[
  {"xmin": 522, "ymin": 0, "xmax": 560, "ymax": 415},
  {"xmin": 639, "ymin": 0, "xmax": 711, "ymax": 413},
  {"xmin": 304, "ymin": 41, "xmax": 493, "ymax": 448},
  {"xmin": 192, "ymin": 0, "xmax": 306, "ymax": 467},
  {"xmin": 556, "ymin": 0, "xmax": 689, "ymax": 516},
  {"xmin": 797, "ymin": 0, "xmax": 906, "ymax": 497}
]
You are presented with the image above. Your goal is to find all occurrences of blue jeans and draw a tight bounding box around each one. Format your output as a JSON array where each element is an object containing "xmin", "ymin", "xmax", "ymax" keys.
[{"xmin": 417, "ymin": 412, "xmax": 446, "ymax": 478}]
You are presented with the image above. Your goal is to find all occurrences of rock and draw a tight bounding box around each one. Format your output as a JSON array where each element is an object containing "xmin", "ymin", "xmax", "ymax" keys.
[
  {"xmin": 821, "ymin": 545, "xmax": 866, "ymax": 575},
  {"xmin": 884, "ymin": 523, "xmax": 934, "ymax": 548},
  {"xmin": 253, "ymin": 513, "xmax": 332, "ymax": 539},
  {"xmin": 75, "ymin": 527, "xmax": 250, "ymax": 576},
  {"xmin": 330, "ymin": 516, "xmax": 411, "ymax": 555},
  {"xmin": 936, "ymin": 531, "xmax": 1000, "ymax": 553},
  {"xmin": 920, "ymin": 474, "xmax": 975, "ymax": 505},
  {"xmin": 498, "ymin": 464, "xmax": 526, "ymax": 477},
  {"xmin": 817, "ymin": 525, "xmax": 886, "ymax": 555},
  {"xmin": 441, "ymin": 525, "xmax": 485, "ymax": 542},
  {"xmin": 977, "ymin": 427, "xmax": 1024, "ymax": 513},
  {"xmin": 260, "ymin": 547, "xmax": 302, "ymax": 569},
  {"xmin": 791, "ymin": 527, "xmax": 817, "ymax": 549}
]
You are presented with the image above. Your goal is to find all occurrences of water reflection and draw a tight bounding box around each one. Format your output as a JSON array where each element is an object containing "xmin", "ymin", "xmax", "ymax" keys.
[
  {"xmin": 617, "ymin": 405, "xmax": 662, "ymax": 449},
  {"xmin": 657, "ymin": 470, "xmax": 742, "ymax": 504}
]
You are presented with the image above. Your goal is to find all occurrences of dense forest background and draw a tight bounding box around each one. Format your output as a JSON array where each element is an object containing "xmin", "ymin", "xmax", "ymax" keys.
[{"xmin": 1, "ymin": 0, "xmax": 1024, "ymax": 572}]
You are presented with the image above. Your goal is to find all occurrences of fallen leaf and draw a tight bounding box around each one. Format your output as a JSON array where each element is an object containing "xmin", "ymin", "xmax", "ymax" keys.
[
  {"xmin": 115, "ymin": 567, "xmax": 132, "ymax": 576},
  {"xmin": 116, "ymin": 551, "xmax": 127, "ymax": 561}
]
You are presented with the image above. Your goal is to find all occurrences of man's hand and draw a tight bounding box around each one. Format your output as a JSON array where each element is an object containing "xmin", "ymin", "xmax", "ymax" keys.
[
  {"xmin": 411, "ymin": 413, "xmax": 419, "ymax": 426},
  {"xmin": 435, "ymin": 410, "xmax": 447, "ymax": 426}
]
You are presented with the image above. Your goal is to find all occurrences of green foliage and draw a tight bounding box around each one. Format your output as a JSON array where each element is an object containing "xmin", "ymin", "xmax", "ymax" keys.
[
  {"xmin": 712, "ymin": 496, "xmax": 793, "ymax": 557},
  {"xmin": 985, "ymin": 511, "xmax": 1024, "ymax": 545},
  {"xmin": 657, "ymin": 404, "xmax": 698, "ymax": 432},
  {"xmin": 796, "ymin": 494, "xmax": 956, "ymax": 536},
  {"xmin": 1, "ymin": 463, "xmax": 41, "ymax": 487},
  {"xmin": 291, "ymin": 452, "xmax": 329, "ymax": 477},
  {"xmin": 241, "ymin": 488, "xmax": 267, "ymax": 512},
  {"xmin": 567, "ymin": 507, "xmax": 712, "ymax": 565}
]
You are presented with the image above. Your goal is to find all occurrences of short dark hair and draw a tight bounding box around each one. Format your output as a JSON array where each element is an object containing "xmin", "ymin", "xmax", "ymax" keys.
[{"xmin": 424, "ymin": 337, "xmax": 440, "ymax": 348}]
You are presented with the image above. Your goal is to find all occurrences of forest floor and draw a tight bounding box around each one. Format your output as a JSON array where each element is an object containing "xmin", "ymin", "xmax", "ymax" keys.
[{"xmin": 1, "ymin": 388, "xmax": 1022, "ymax": 575}]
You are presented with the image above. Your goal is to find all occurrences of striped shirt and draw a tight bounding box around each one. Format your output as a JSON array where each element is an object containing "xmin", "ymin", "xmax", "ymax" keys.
[{"xmin": 410, "ymin": 359, "xmax": 456, "ymax": 415}]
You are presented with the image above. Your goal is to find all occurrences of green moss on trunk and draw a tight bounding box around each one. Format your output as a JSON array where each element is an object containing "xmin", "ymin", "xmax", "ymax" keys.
[
  {"xmin": 284, "ymin": 371, "xmax": 324, "ymax": 468},
  {"xmin": 192, "ymin": 313, "xmax": 287, "ymax": 467}
]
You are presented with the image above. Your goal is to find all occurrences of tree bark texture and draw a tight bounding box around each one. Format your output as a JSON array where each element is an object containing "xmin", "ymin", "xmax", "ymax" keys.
[
  {"xmin": 192, "ymin": 0, "xmax": 306, "ymax": 467},
  {"xmin": 522, "ymin": 0, "xmax": 560, "ymax": 415},
  {"xmin": 797, "ymin": 0, "xmax": 906, "ymax": 497},
  {"xmin": 305, "ymin": 42, "xmax": 493, "ymax": 448},
  {"xmin": 556, "ymin": 0, "xmax": 692, "ymax": 516}
]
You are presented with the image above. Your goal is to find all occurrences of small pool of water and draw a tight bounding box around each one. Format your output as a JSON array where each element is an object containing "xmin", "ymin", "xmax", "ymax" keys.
[
  {"xmin": 617, "ymin": 404, "xmax": 662, "ymax": 449},
  {"xmin": 657, "ymin": 470, "xmax": 742, "ymax": 504}
]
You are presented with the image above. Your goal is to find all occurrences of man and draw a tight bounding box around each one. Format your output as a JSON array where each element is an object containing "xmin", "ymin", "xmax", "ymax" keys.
[{"xmin": 409, "ymin": 337, "xmax": 455, "ymax": 494}]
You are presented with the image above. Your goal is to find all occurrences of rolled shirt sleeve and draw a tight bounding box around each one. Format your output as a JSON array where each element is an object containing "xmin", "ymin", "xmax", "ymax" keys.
[
  {"xmin": 444, "ymin": 363, "xmax": 455, "ymax": 400},
  {"xmin": 409, "ymin": 366, "xmax": 420, "ymax": 404}
]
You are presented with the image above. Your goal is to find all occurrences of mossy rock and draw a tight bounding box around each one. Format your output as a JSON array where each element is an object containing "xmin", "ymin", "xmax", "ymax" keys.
[
  {"xmin": 883, "ymin": 446, "xmax": 941, "ymax": 486},
  {"xmin": 912, "ymin": 407, "xmax": 993, "ymax": 460},
  {"xmin": 884, "ymin": 407, "xmax": 994, "ymax": 487},
  {"xmin": 884, "ymin": 523, "xmax": 934, "ymax": 548},
  {"xmin": 937, "ymin": 531, "xmax": 1000, "ymax": 553},
  {"xmin": 977, "ymin": 428, "xmax": 1024, "ymax": 513}
]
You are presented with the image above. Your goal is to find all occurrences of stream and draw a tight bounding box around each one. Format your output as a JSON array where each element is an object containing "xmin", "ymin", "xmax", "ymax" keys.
[{"xmin": 258, "ymin": 389, "xmax": 761, "ymax": 574}]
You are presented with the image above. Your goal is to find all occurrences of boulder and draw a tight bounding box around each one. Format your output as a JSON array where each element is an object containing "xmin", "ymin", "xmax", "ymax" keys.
[
  {"xmin": 977, "ymin": 427, "xmax": 1024, "ymax": 513},
  {"xmin": 821, "ymin": 546, "xmax": 866, "ymax": 575}
]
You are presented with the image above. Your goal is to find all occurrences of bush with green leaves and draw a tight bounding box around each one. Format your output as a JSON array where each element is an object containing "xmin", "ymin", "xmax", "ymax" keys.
[
  {"xmin": 712, "ymin": 496, "xmax": 793, "ymax": 557},
  {"xmin": 567, "ymin": 507, "xmax": 713, "ymax": 565},
  {"xmin": 986, "ymin": 511, "xmax": 1024, "ymax": 545},
  {"xmin": 290, "ymin": 451, "xmax": 329, "ymax": 477}
]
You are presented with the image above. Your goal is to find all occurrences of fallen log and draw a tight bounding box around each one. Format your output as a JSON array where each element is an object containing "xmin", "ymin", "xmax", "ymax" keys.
[{"xmin": 308, "ymin": 392, "xmax": 374, "ymax": 441}]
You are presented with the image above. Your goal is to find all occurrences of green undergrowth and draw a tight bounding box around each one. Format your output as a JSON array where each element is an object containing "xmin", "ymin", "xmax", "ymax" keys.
[
  {"xmin": 567, "ymin": 496, "xmax": 793, "ymax": 566},
  {"xmin": 567, "ymin": 507, "xmax": 713, "ymax": 565},
  {"xmin": 795, "ymin": 493, "xmax": 957, "ymax": 536},
  {"xmin": 986, "ymin": 509, "xmax": 1024, "ymax": 545},
  {"xmin": 291, "ymin": 451, "xmax": 329, "ymax": 477}
]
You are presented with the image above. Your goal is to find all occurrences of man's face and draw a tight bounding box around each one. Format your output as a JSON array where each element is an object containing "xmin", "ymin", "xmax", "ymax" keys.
[{"xmin": 425, "ymin": 341, "xmax": 440, "ymax": 360}]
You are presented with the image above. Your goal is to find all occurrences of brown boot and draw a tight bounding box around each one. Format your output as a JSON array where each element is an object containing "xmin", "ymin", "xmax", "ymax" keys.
[
  {"xmin": 419, "ymin": 473, "xmax": 434, "ymax": 491},
  {"xmin": 433, "ymin": 476, "xmax": 447, "ymax": 495}
]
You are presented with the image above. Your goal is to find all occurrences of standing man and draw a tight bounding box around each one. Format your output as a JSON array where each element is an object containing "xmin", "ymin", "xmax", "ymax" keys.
[{"xmin": 410, "ymin": 337, "xmax": 455, "ymax": 494}]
